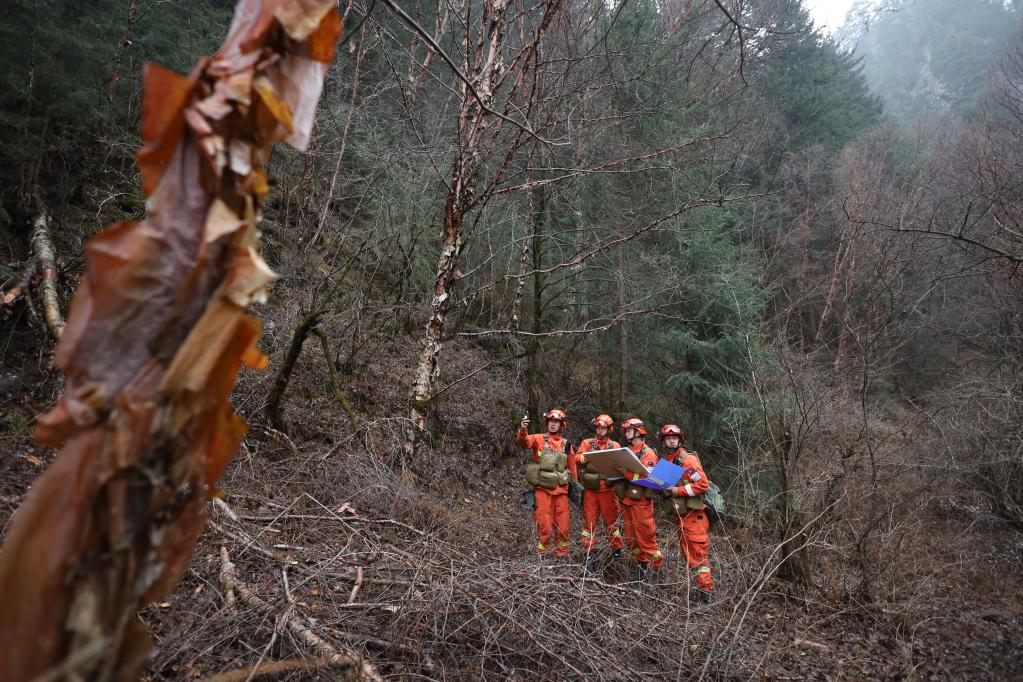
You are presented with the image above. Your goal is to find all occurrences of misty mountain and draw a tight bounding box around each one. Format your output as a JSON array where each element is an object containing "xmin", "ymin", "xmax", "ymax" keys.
[{"xmin": 838, "ymin": 0, "xmax": 1021, "ymax": 119}]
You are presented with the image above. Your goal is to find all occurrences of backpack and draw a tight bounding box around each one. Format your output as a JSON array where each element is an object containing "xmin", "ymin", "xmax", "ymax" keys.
[{"xmin": 703, "ymin": 481, "xmax": 726, "ymax": 525}]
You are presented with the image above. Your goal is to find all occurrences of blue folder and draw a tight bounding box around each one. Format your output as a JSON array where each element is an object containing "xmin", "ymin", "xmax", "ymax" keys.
[{"xmin": 632, "ymin": 459, "xmax": 686, "ymax": 490}]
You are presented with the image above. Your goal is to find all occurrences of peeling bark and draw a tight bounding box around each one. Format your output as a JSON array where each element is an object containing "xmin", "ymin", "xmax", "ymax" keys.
[
  {"xmin": 0, "ymin": 3, "xmax": 342, "ymax": 678},
  {"xmin": 405, "ymin": 0, "xmax": 512, "ymax": 455},
  {"xmin": 30, "ymin": 205, "xmax": 64, "ymax": 339}
]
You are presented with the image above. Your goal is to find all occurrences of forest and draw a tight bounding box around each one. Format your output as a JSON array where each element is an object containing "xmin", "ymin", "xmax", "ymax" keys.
[{"xmin": 0, "ymin": 0, "xmax": 1021, "ymax": 679}]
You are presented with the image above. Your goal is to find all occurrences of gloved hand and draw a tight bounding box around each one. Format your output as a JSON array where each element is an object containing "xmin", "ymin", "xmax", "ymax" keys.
[{"xmin": 667, "ymin": 486, "xmax": 681, "ymax": 497}]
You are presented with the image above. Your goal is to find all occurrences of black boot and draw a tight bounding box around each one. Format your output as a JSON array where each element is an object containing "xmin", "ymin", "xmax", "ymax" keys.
[
  {"xmin": 611, "ymin": 548, "xmax": 622, "ymax": 560},
  {"xmin": 628, "ymin": 563, "xmax": 648, "ymax": 582},
  {"xmin": 585, "ymin": 556, "xmax": 597, "ymax": 573},
  {"xmin": 690, "ymin": 588, "xmax": 714, "ymax": 605}
]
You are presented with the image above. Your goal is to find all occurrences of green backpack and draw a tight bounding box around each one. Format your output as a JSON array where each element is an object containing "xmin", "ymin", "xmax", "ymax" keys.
[{"xmin": 703, "ymin": 481, "xmax": 726, "ymax": 525}]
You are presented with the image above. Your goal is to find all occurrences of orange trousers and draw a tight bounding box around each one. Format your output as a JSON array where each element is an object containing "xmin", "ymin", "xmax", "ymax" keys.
[
  {"xmin": 622, "ymin": 501, "xmax": 662, "ymax": 567},
  {"xmin": 581, "ymin": 489, "xmax": 623, "ymax": 552},
  {"xmin": 673, "ymin": 509, "xmax": 714, "ymax": 591},
  {"xmin": 534, "ymin": 488, "xmax": 570, "ymax": 556}
]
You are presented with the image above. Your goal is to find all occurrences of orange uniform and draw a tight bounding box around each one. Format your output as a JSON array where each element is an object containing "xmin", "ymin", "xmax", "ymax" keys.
[
  {"xmin": 574, "ymin": 437, "xmax": 624, "ymax": 552},
  {"xmin": 620, "ymin": 442, "xmax": 663, "ymax": 568},
  {"xmin": 517, "ymin": 428, "xmax": 571, "ymax": 556},
  {"xmin": 662, "ymin": 447, "xmax": 714, "ymax": 591}
]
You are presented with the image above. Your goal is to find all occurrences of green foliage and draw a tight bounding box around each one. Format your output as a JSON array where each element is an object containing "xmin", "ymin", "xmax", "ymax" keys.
[
  {"xmin": 631, "ymin": 208, "xmax": 769, "ymax": 443},
  {"xmin": 0, "ymin": 0, "xmax": 232, "ymax": 196},
  {"xmin": 1, "ymin": 410, "xmax": 33, "ymax": 439},
  {"xmin": 764, "ymin": 6, "xmax": 882, "ymax": 152}
]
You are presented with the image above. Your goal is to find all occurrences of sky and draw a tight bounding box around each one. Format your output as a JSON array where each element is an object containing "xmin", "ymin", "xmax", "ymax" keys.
[{"xmin": 802, "ymin": 0, "xmax": 859, "ymax": 33}]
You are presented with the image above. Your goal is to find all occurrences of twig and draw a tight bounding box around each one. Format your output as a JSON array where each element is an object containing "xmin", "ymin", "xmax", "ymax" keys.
[
  {"xmin": 377, "ymin": 0, "xmax": 555, "ymax": 145},
  {"xmin": 218, "ymin": 547, "xmax": 384, "ymax": 682},
  {"xmin": 212, "ymin": 497, "xmax": 241, "ymax": 524},
  {"xmin": 347, "ymin": 566, "xmax": 364, "ymax": 604}
]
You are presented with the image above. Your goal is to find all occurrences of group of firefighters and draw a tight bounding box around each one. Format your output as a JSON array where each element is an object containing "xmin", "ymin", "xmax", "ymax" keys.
[{"xmin": 517, "ymin": 409, "xmax": 714, "ymax": 602}]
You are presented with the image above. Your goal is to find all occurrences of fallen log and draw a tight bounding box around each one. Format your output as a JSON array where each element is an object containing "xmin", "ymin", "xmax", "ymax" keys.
[
  {"xmin": 202, "ymin": 657, "xmax": 337, "ymax": 682},
  {"xmin": 30, "ymin": 205, "xmax": 64, "ymax": 339}
]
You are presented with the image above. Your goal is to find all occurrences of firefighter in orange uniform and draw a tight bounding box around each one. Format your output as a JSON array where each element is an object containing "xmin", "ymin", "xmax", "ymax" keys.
[
  {"xmin": 658, "ymin": 424, "xmax": 714, "ymax": 600},
  {"xmin": 517, "ymin": 409, "xmax": 572, "ymax": 557},
  {"xmin": 615, "ymin": 418, "xmax": 663, "ymax": 581},
  {"xmin": 574, "ymin": 414, "xmax": 624, "ymax": 570}
]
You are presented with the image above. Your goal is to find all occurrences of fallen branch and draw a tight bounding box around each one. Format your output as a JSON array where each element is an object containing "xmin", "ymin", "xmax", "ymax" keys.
[
  {"xmin": 219, "ymin": 547, "xmax": 383, "ymax": 682},
  {"xmin": 202, "ymin": 657, "xmax": 336, "ymax": 682},
  {"xmin": 347, "ymin": 566, "xmax": 364, "ymax": 604},
  {"xmin": 2, "ymin": 280, "xmax": 25, "ymax": 306},
  {"xmin": 29, "ymin": 205, "xmax": 64, "ymax": 339}
]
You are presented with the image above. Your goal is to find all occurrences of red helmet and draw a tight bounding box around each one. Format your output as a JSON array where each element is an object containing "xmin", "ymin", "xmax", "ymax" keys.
[
  {"xmin": 658, "ymin": 424, "xmax": 686, "ymax": 444},
  {"xmin": 591, "ymin": 414, "xmax": 614, "ymax": 430},
  {"xmin": 621, "ymin": 418, "xmax": 647, "ymax": 437},
  {"xmin": 544, "ymin": 408, "xmax": 568, "ymax": 426}
]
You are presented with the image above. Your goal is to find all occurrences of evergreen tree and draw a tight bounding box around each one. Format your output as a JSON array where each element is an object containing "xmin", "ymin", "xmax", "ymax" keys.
[
  {"xmin": 763, "ymin": 4, "xmax": 882, "ymax": 152},
  {"xmin": 0, "ymin": 0, "xmax": 232, "ymax": 199}
]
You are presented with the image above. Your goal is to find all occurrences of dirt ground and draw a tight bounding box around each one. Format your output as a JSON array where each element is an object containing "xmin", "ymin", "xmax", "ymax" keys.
[{"xmin": 2, "ymin": 331, "xmax": 1022, "ymax": 680}]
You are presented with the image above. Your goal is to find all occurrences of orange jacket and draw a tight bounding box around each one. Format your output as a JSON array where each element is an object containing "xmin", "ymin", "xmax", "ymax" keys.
[
  {"xmin": 575, "ymin": 436, "xmax": 621, "ymax": 490},
  {"xmin": 621, "ymin": 440, "xmax": 658, "ymax": 506},
  {"xmin": 517, "ymin": 428, "xmax": 573, "ymax": 491},
  {"xmin": 662, "ymin": 448, "xmax": 709, "ymax": 499}
]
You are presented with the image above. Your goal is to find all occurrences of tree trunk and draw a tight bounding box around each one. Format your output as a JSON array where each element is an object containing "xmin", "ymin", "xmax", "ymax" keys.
[
  {"xmin": 265, "ymin": 311, "xmax": 321, "ymax": 431},
  {"xmin": 407, "ymin": 172, "xmax": 469, "ymax": 450},
  {"xmin": 617, "ymin": 241, "xmax": 628, "ymax": 414},
  {"xmin": 105, "ymin": 0, "xmax": 139, "ymax": 99},
  {"xmin": 0, "ymin": 5, "xmax": 341, "ymax": 677},
  {"xmin": 775, "ymin": 429, "xmax": 812, "ymax": 586},
  {"xmin": 404, "ymin": 0, "xmax": 511, "ymax": 456},
  {"xmin": 313, "ymin": 327, "xmax": 359, "ymax": 430},
  {"xmin": 526, "ymin": 184, "xmax": 545, "ymax": 420}
]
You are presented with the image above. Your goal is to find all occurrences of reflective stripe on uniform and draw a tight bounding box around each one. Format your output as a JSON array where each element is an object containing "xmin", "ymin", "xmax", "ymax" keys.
[
  {"xmin": 558, "ymin": 540, "xmax": 570, "ymax": 548},
  {"xmin": 684, "ymin": 483, "xmax": 695, "ymax": 497},
  {"xmin": 651, "ymin": 550, "xmax": 663, "ymax": 559},
  {"xmin": 692, "ymin": 566, "xmax": 711, "ymax": 575},
  {"xmin": 631, "ymin": 547, "xmax": 642, "ymax": 556},
  {"xmin": 581, "ymin": 530, "xmax": 593, "ymax": 538},
  {"xmin": 610, "ymin": 528, "xmax": 622, "ymax": 538},
  {"xmin": 537, "ymin": 542, "xmax": 546, "ymax": 551}
]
